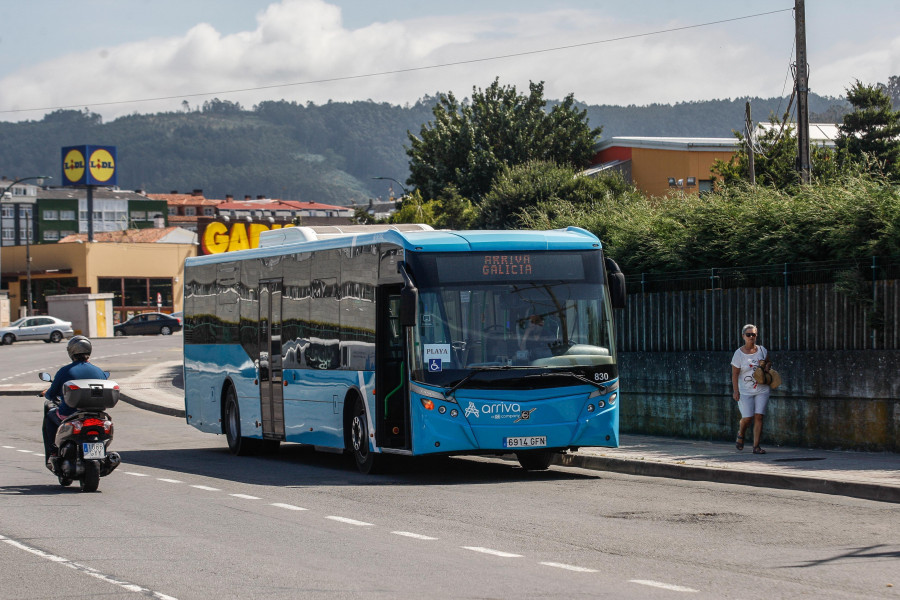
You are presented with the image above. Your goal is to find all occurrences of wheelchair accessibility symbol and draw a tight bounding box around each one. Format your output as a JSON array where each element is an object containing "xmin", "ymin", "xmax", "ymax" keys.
[{"xmin": 428, "ymin": 358, "xmax": 443, "ymax": 372}]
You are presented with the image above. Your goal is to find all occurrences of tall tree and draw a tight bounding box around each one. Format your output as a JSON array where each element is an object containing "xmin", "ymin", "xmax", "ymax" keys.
[
  {"xmin": 478, "ymin": 160, "xmax": 634, "ymax": 229},
  {"xmin": 877, "ymin": 75, "xmax": 900, "ymax": 110},
  {"xmin": 836, "ymin": 81, "xmax": 900, "ymax": 178},
  {"xmin": 713, "ymin": 117, "xmax": 800, "ymax": 188},
  {"xmin": 406, "ymin": 79, "xmax": 601, "ymax": 201}
]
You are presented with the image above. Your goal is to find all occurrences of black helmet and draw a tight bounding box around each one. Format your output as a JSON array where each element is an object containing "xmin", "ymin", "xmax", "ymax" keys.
[{"xmin": 67, "ymin": 335, "xmax": 92, "ymax": 361}]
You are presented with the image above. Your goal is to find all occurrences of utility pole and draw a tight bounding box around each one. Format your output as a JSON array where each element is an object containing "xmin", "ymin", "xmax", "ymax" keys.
[
  {"xmin": 795, "ymin": 0, "xmax": 811, "ymax": 184},
  {"xmin": 745, "ymin": 101, "xmax": 756, "ymax": 185}
]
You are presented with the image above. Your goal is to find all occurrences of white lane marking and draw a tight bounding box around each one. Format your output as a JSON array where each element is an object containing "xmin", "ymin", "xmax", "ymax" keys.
[
  {"xmin": 229, "ymin": 494, "xmax": 260, "ymax": 500},
  {"xmin": 16, "ymin": 449, "xmax": 34, "ymax": 453},
  {"xmin": 392, "ymin": 531, "xmax": 438, "ymax": 541},
  {"xmin": 540, "ymin": 562, "xmax": 598, "ymax": 573},
  {"xmin": 462, "ymin": 547, "xmax": 523, "ymax": 558},
  {"xmin": 157, "ymin": 478, "xmax": 182, "ymax": 484},
  {"xmin": 629, "ymin": 580, "xmax": 699, "ymax": 593},
  {"xmin": 123, "ymin": 471, "xmax": 149, "ymax": 477},
  {"xmin": 190, "ymin": 485, "xmax": 220, "ymax": 491},
  {"xmin": 2, "ymin": 446, "xmax": 15, "ymax": 449},
  {"xmin": 0, "ymin": 366, "xmax": 55, "ymax": 382},
  {"xmin": 326, "ymin": 516, "xmax": 373, "ymax": 527},
  {"xmin": 91, "ymin": 350, "xmax": 155, "ymax": 361},
  {"xmin": 271, "ymin": 503, "xmax": 307, "ymax": 511},
  {"xmin": 0, "ymin": 533, "xmax": 178, "ymax": 600}
]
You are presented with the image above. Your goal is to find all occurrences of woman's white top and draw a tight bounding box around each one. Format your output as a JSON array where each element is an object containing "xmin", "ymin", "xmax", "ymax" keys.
[{"xmin": 731, "ymin": 345, "xmax": 769, "ymax": 395}]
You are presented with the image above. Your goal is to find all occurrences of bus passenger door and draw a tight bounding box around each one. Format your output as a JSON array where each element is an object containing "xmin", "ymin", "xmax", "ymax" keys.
[
  {"xmin": 258, "ymin": 279, "xmax": 285, "ymax": 441},
  {"xmin": 376, "ymin": 285, "xmax": 409, "ymax": 449}
]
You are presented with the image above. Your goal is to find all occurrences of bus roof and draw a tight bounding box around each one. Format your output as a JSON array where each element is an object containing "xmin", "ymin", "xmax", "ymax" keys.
[{"xmin": 186, "ymin": 225, "xmax": 601, "ymax": 266}]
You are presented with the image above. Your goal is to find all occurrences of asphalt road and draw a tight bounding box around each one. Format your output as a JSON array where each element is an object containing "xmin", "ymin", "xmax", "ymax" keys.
[
  {"xmin": 0, "ymin": 333, "xmax": 181, "ymax": 388},
  {"xmin": 1, "ymin": 335, "xmax": 898, "ymax": 599}
]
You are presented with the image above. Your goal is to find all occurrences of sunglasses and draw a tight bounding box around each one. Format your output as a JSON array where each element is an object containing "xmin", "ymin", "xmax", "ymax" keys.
[{"xmin": 744, "ymin": 332, "xmax": 757, "ymax": 337}]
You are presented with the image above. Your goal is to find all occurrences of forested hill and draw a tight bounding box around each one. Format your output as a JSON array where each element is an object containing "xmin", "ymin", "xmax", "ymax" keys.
[{"xmin": 0, "ymin": 93, "xmax": 847, "ymax": 205}]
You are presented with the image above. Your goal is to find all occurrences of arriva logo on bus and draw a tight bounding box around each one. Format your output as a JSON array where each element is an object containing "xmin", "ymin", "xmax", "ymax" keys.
[{"xmin": 201, "ymin": 221, "xmax": 295, "ymax": 254}]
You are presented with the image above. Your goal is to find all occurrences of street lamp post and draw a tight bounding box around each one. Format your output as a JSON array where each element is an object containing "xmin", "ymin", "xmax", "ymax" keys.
[
  {"xmin": 0, "ymin": 175, "xmax": 51, "ymax": 317},
  {"xmin": 25, "ymin": 207, "xmax": 33, "ymax": 316},
  {"xmin": 371, "ymin": 176, "xmax": 410, "ymax": 198}
]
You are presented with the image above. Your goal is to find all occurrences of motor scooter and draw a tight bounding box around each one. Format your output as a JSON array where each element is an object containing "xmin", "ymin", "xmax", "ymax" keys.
[{"xmin": 39, "ymin": 372, "xmax": 121, "ymax": 492}]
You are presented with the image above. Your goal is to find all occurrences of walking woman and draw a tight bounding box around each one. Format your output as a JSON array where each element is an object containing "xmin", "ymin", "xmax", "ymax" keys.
[{"xmin": 731, "ymin": 324, "xmax": 772, "ymax": 454}]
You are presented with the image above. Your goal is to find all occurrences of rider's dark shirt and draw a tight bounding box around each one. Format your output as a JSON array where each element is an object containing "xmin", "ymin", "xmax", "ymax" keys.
[{"xmin": 47, "ymin": 361, "xmax": 107, "ymax": 417}]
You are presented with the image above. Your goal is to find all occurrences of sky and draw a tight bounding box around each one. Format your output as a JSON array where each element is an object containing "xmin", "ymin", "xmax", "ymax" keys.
[{"xmin": 0, "ymin": 0, "xmax": 897, "ymax": 123}]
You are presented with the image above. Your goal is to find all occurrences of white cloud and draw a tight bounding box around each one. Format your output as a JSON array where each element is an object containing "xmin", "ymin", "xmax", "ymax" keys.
[
  {"xmin": 0, "ymin": 0, "xmax": 895, "ymax": 123},
  {"xmin": 814, "ymin": 36, "xmax": 900, "ymax": 96}
]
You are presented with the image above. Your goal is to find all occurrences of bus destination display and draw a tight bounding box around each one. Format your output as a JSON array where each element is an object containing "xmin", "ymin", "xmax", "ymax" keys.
[{"xmin": 434, "ymin": 253, "xmax": 585, "ymax": 282}]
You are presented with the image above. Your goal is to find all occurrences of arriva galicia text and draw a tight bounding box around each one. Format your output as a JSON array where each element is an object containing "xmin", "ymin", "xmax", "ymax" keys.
[{"xmin": 482, "ymin": 254, "xmax": 532, "ymax": 276}]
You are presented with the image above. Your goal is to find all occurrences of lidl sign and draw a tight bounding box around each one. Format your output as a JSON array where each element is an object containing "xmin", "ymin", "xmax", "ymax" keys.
[{"xmin": 61, "ymin": 145, "xmax": 117, "ymax": 186}]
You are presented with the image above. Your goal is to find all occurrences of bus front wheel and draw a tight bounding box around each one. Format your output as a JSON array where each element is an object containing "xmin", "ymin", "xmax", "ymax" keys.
[
  {"xmin": 349, "ymin": 395, "xmax": 380, "ymax": 474},
  {"xmin": 516, "ymin": 449, "xmax": 555, "ymax": 471}
]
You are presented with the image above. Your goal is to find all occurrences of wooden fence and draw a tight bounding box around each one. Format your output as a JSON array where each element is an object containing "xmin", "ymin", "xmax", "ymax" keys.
[{"xmin": 615, "ymin": 258, "xmax": 900, "ymax": 352}]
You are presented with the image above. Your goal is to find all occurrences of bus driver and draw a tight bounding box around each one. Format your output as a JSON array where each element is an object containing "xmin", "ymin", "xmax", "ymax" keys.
[{"xmin": 520, "ymin": 315, "xmax": 555, "ymax": 359}]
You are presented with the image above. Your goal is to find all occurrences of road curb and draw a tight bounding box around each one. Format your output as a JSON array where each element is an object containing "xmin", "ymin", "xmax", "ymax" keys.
[
  {"xmin": 118, "ymin": 392, "xmax": 185, "ymax": 419},
  {"xmin": 554, "ymin": 453, "xmax": 900, "ymax": 504},
  {"xmin": 0, "ymin": 389, "xmax": 45, "ymax": 397}
]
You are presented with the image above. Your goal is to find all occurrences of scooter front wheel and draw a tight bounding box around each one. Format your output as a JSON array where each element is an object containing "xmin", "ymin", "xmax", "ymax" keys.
[{"xmin": 58, "ymin": 475, "xmax": 73, "ymax": 487}]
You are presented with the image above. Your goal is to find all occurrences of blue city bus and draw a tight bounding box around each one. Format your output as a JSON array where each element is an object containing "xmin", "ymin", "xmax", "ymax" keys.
[{"xmin": 183, "ymin": 224, "xmax": 626, "ymax": 473}]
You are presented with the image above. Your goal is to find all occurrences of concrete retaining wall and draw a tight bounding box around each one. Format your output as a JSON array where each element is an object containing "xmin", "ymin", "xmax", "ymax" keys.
[{"xmin": 619, "ymin": 351, "xmax": 900, "ymax": 452}]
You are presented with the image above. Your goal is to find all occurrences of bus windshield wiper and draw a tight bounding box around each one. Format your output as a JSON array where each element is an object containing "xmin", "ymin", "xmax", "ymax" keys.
[
  {"xmin": 527, "ymin": 370, "xmax": 609, "ymax": 390},
  {"xmin": 444, "ymin": 366, "xmax": 514, "ymax": 399}
]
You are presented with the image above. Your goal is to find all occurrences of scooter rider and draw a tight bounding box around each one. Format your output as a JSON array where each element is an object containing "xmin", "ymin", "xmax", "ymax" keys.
[{"xmin": 42, "ymin": 335, "xmax": 108, "ymax": 465}]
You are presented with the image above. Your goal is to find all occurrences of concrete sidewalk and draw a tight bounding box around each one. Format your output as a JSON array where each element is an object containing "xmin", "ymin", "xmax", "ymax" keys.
[{"xmin": 4, "ymin": 361, "xmax": 898, "ymax": 503}]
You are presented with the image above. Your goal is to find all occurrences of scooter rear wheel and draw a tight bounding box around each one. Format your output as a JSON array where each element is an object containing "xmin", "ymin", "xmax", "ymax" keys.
[{"xmin": 80, "ymin": 461, "xmax": 100, "ymax": 492}]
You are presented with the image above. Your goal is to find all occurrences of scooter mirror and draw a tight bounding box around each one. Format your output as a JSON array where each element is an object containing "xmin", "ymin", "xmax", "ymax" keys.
[{"xmin": 39, "ymin": 372, "xmax": 51, "ymax": 382}]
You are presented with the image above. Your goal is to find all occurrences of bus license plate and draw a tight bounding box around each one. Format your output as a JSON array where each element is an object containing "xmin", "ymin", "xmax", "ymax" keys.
[
  {"xmin": 503, "ymin": 436, "xmax": 547, "ymax": 448},
  {"xmin": 82, "ymin": 443, "xmax": 106, "ymax": 460}
]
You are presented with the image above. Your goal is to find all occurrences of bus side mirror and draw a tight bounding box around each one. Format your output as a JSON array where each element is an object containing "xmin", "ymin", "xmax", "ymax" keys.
[
  {"xmin": 397, "ymin": 261, "xmax": 418, "ymax": 327},
  {"xmin": 605, "ymin": 257, "xmax": 627, "ymax": 309},
  {"xmin": 400, "ymin": 285, "xmax": 418, "ymax": 327}
]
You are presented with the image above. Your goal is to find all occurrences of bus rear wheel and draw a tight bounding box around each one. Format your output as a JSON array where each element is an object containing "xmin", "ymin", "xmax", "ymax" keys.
[
  {"xmin": 224, "ymin": 386, "xmax": 259, "ymax": 456},
  {"xmin": 349, "ymin": 395, "xmax": 381, "ymax": 474},
  {"xmin": 516, "ymin": 449, "xmax": 555, "ymax": 471}
]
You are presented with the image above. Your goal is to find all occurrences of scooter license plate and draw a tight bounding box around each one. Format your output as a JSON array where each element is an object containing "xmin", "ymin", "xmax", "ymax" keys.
[{"xmin": 82, "ymin": 442, "xmax": 106, "ymax": 459}]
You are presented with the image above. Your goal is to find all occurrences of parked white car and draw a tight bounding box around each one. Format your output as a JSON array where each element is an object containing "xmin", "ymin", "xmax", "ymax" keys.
[{"xmin": 0, "ymin": 316, "xmax": 74, "ymax": 345}]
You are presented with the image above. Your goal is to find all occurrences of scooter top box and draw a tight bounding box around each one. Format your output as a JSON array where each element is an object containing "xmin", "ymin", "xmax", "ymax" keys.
[{"xmin": 62, "ymin": 379, "xmax": 119, "ymax": 410}]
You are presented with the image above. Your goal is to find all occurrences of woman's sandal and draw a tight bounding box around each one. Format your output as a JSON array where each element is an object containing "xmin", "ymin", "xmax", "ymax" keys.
[
  {"xmin": 735, "ymin": 436, "xmax": 744, "ymax": 451},
  {"xmin": 752, "ymin": 446, "xmax": 766, "ymax": 454}
]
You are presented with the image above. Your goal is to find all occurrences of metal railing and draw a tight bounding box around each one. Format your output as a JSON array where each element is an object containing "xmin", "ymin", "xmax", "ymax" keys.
[{"xmin": 617, "ymin": 256, "xmax": 900, "ymax": 351}]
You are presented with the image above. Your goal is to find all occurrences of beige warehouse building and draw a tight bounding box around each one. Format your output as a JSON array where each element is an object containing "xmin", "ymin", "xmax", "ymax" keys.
[{"xmin": 0, "ymin": 227, "xmax": 197, "ymax": 327}]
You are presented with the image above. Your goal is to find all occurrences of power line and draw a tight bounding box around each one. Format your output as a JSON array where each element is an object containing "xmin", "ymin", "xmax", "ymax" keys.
[
  {"xmin": 0, "ymin": 7, "xmax": 792, "ymax": 115},
  {"xmin": 774, "ymin": 36, "xmax": 796, "ymax": 119}
]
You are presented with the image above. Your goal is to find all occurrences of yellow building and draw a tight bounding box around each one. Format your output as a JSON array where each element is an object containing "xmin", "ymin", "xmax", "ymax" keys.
[
  {"xmin": 1, "ymin": 227, "xmax": 197, "ymax": 325},
  {"xmin": 588, "ymin": 137, "xmax": 738, "ymax": 197}
]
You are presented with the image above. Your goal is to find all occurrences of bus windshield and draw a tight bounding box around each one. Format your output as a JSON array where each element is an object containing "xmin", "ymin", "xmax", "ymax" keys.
[{"xmin": 408, "ymin": 251, "xmax": 617, "ymax": 388}]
